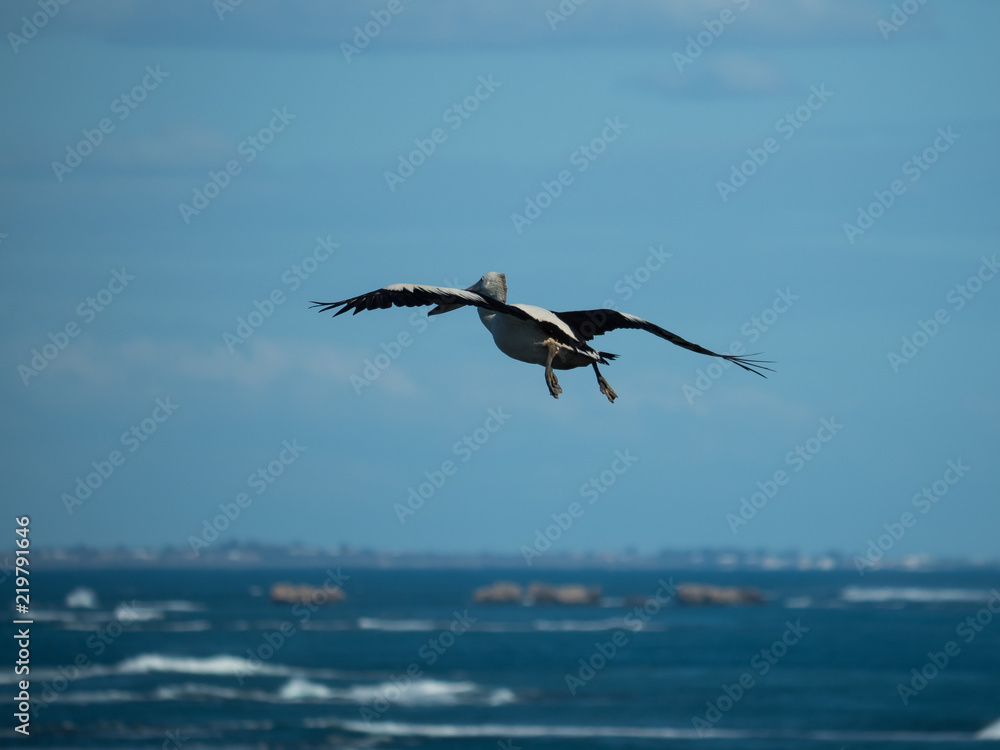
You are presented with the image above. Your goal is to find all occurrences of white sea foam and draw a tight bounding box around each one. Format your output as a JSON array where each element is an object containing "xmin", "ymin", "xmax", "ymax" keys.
[
  {"xmin": 25, "ymin": 609, "xmax": 90, "ymax": 623},
  {"xmin": 49, "ymin": 677, "xmax": 516, "ymax": 710},
  {"xmin": 343, "ymin": 679, "xmax": 477, "ymax": 705},
  {"xmin": 139, "ymin": 600, "xmax": 206, "ymax": 612},
  {"xmin": 56, "ymin": 689, "xmax": 138, "ymax": 704},
  {"xmin": 115, "ymin": 653, "xmax": 290, "ymax": 677},
  {"xmin": 317, "ymin": 719, "xmax": 979, "ymax": 742},
  {"xmin": 353, "ymin": 618, "xmax": 662, "ymax": 633},
  {"xmin": 61, "ymin": 621, "xmax": 108, "ymax": 631},
  {"xmin": 155, "ymin": 620, "xmax": 212, "ymax": 632},
  {"xmin": 78, "ymin": 653, "xmax": 351, "ymax": 683},
  {"xmin": 531, "ymin": 618, "xmax": 633, "ymax": 632},
  {"xmin": 299, "ymin": 620, "xmax": 356, "ymax": 631},
  {"xmin": 155, "ymin": 683, "xmax": 245, "ymax": 701},
  {"xmin": 65, "ymin": 587, "xmax": 98, "ymax": 609},
  {"xmin": 323, "ymin": 679, "xmax": 515, "ymax": 707},
  {"xmin": 841, "ymin": 586, "xmax": 995, "ymax": 604},
  {"xmin": 0, "ymin": 654, "xmax": 288, "ymax": 685},
  {"xmin": 277, "ymin": 678, "xmax": 336, "ymax": 701},
  {"xmin": 487, "ymin": 687, "xmax": 517, "ymax": 706},
  {"xmin": 977, "ymin": 718, "xmax": 1000, "ymax": 739},
  {"xmin": 116, "ymin": 603, "xmax": 163, "ymax": 622},
  {"xmin": 396, "ymin": 680, "xmax": 480, "ymax": 705},
  {"xmin": 784, "ymin": 597, "xmax": 812, "ymax": 608},
  {"xmin": 357, "ymin": 617, "xmax": 438, "ymax": 631}
]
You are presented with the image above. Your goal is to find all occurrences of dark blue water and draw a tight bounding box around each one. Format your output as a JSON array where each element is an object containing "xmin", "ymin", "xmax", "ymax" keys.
[{"xmin": 11, "ymin": 568, "xmax": 1000, "ymax": 748}]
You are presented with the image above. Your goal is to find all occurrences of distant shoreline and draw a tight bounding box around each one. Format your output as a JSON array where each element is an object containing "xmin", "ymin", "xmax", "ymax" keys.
[{"xmin": 15, "ymin": 544, "xmax": 999, "ymax": 572}]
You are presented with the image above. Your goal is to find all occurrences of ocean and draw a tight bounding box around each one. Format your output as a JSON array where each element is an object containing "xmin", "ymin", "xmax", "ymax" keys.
[{"xmin": 13, "ymin": 567, "xmax": 1000, "ymax": 748}]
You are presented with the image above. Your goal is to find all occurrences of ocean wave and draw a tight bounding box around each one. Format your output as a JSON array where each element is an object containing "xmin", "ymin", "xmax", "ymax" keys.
[
  {"xmin": 0, "ymin": 655, "xmax": 279, "ymax": 686},
  {"xmin": 155, "ymin": 683, "xmax": 246, "ymax": 701},
  {"xmin": 357, "ymin": 617, "xmax": 439, "ymax": 631},
  {"xmin": 41, "ymin": 676, "xmax": 516, "ymax": 708},
  {"xmin": 37, "ymin": 611, "xmax": 209, "ymax": 631},
  {"xmin": 531, "ymin": 618, "xmax": 642, "ymax": 632},
  {"xmin": 115, "ymin": 653, "xmax": 292, "ymax": 678},
  {"xmin": 840, "ymin": 586, "xmax": 995, "ymax": 604},
  {"xmin": 277, "ymin": 677, "xmax": 336, "ymax": 701},
  {"xmin": 42, "ymin": 612, "xmax": 669, "ymax": 634},
  {"xmin": 22, "ymin": 651, "xmax": 508, "ymax": 707},
  {"xmin": 299, "ymin": 620, "xmax": 359, "ymax": 631},
  {"xmin": 61, "ymin": 620, "xmax": 115, "ymax": 631},
  {"xmin": 106, "ymin": 600, "xmax": 203, "ymax": 623},
  {"xmin": 977, "ymin": 718, "xmax": 1000, "ymax": 739},
  {"xmin": 53, "ymin": 683, "xmax": 265, "ymax": 705},
  {"xmin": 115, "ymin": 603, "xmax": 164, "ymax": 622},
  {"xmin": 65, "ymin": 586, "xmax": 99, "ymax": 609},
  {"xmin": 305, "ymin": 678, "xmax": 514, "ymax": 707},
  {"xmin": 56, "ymin": 689, "xmax": 137, "ymax": 704},
  {"xmin": 318, "ymin": 718, "xmax": 981, "ymax": 742},
  {"xmin": 3, "ymin": 653, "xmax": 356, "ymax": 686},
  {"xmin": 20, "ymin": 603, "xmax": 203, "ymax": 629},
  {"xmin": 784, "ymin": 596, "xmax": 812, "ymax": 608},
  {"xmin": 486, "ymin": 688, "xmax": 517, "ymax": 706},
  {"xmin": 136, "ymin": 600, "xmax": 206, "ymax": 612},
  {"xmin": 275, "ymin": 677, "xmax": 476, "ymax": 705},
  {"xmin": 355, "ymin": 617, "xmax": 661, "ymax": 633},
  {"xmin": 155, "ymin": 620, "xmax": 213, "ymax": 632},
  {"xmin": 23, "ymin": 609, "xmax": 95, "ymax": 623}
]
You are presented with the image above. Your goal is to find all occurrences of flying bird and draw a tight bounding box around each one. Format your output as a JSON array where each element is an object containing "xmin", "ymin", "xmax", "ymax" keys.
[{"xmin": 311, "ymin": 272, "xmax": 772, "ymax": 402}]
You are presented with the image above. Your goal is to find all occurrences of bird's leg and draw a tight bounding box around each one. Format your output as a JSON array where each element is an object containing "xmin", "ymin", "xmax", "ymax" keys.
[
  {"xmin": 541, "ymin": 338, "xmax": 563, "ymax": 398},
  {"xmin": 592, "ymin": 363, "xmax": 617, "ymax": 404}
]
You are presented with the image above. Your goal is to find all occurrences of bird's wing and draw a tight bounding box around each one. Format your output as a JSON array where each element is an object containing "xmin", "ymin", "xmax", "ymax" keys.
[
  {"xmin": 313, "ymin": 285, "xmax": 611, "ymax": 363},
  {"xmin": 311, "ymin": 283, "xmax": 531, "ymax": 320},
  {"xmin": 555, "ymin": 308, "xmax": 774, "ymax": 377}
]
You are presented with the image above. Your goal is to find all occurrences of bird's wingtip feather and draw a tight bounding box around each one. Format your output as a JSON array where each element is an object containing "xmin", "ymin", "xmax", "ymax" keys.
[{"xmin": 723, "ymin": 354, "xmax": 775, "ymax": 378}]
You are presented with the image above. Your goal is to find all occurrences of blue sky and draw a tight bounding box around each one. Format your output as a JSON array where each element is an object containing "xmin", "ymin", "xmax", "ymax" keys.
[{"xmin": 2, "ymin": 0, "xmax": 998, "ymax": 560}]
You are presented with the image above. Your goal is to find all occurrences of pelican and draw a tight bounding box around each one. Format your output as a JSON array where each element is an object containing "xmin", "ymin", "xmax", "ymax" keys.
[{"xmin": 311, "ymin": 272, "xmax": 772, "ymax": 402}]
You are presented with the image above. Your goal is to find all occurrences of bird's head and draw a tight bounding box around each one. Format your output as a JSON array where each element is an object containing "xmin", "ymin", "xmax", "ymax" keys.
[
  {"xmin": 475, "ymin": 272, "xmax": 508, "ymax": 303},
  {"xmin": 428, "ymin": 272, "xmax": 507, "ymax": 315}
]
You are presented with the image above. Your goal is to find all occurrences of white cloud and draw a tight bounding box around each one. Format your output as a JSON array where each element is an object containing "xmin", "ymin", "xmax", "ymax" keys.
[
  {"xmin": 626, "ymin": 54, "xmax": 793, "ymax": 99},
  {"xmin": 46, "ymin": 336, "xmax": 416, "ymax": 395},
  {"xmin": 102, "ymin": 127, "xmax": 235, "ymax": 171}
]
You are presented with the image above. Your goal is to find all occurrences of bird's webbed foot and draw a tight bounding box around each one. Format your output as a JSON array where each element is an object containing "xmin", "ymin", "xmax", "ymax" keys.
[
  {"xmin": 542, "ymin": 338, "xmax": 563, "ymax": 399},
  {"xmin": 597, "ymin": 375, "xmax": 617, "ymax": 403},
  {"xmin": 592, "ymin": 363, "xmax": 617, "ymax": 403},
  {"xmin": 545, "ymin": 367, "xmax": 563, "ymax": 399}
]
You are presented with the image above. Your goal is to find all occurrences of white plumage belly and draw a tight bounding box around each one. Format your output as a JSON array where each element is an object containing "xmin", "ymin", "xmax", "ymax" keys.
[
  {"xmin": 483, "ymin": 305, "xmax": 594, "ymax": 368},
  {"xmin": 489, "ymin": 312, "xmax": 549, "ymax": 364}
]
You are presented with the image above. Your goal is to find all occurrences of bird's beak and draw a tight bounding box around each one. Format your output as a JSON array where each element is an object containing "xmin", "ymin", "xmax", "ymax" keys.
[{"xmin": 428, "ymin": 280, "xmax": 481, "ymax": 316}]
